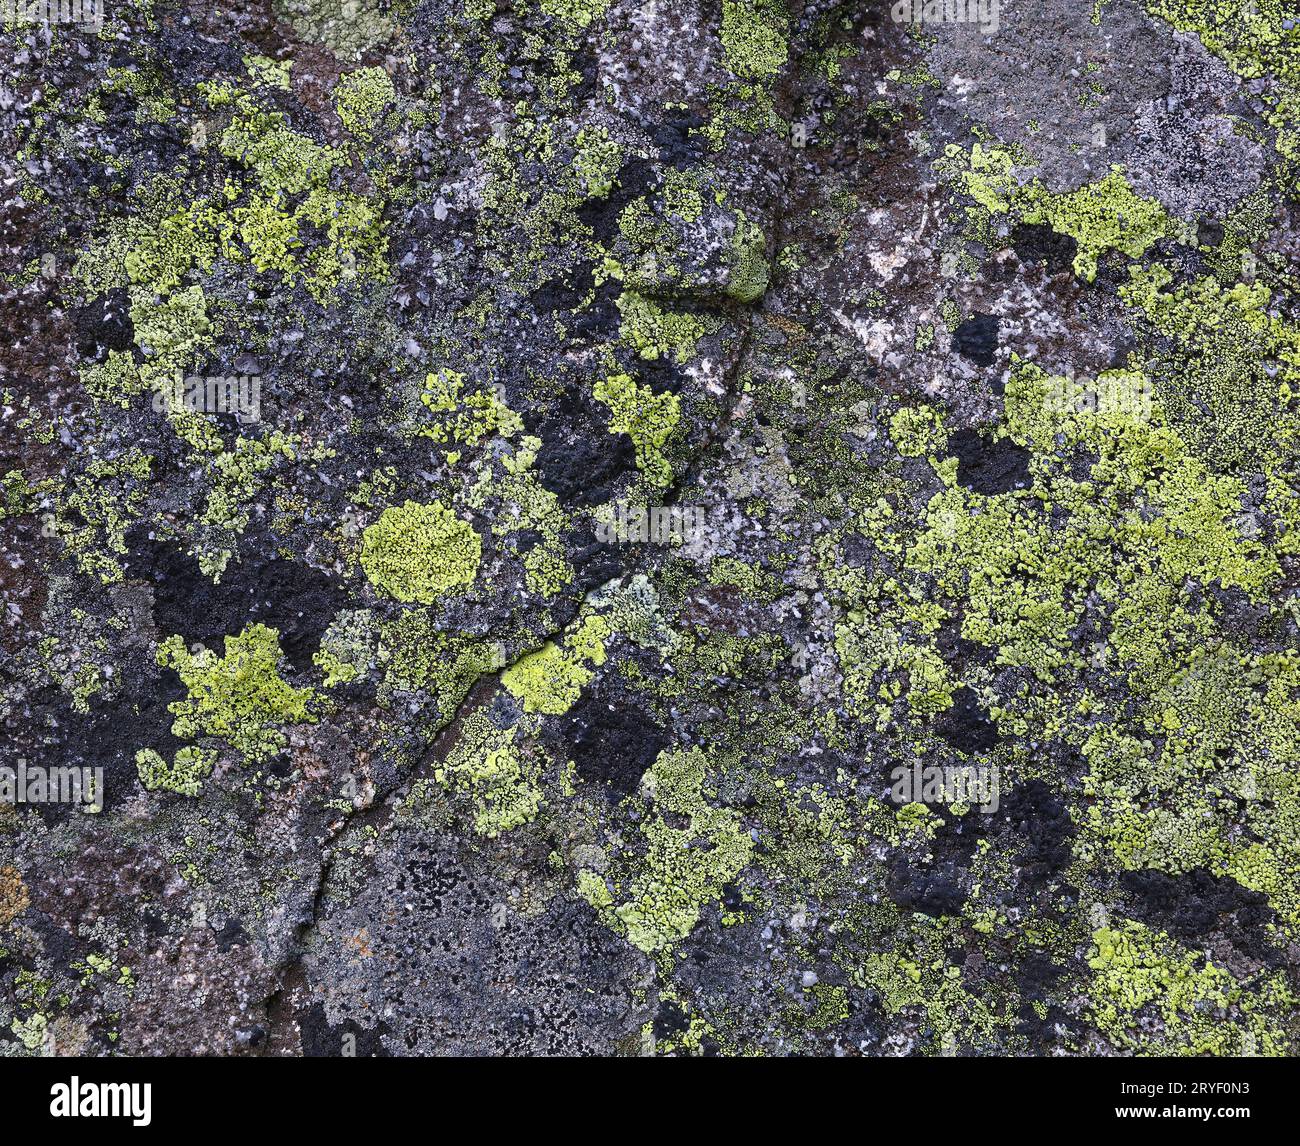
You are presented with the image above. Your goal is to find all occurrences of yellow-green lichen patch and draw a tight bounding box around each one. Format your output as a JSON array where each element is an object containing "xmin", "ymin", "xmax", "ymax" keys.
[
  {"xmin": 571, "ymin": 126, "xmax": 622, "ymax": 199},
  {"xmin": 501, "ymin": 614, "xmax": 611, "ymax": 715},
  {"xmin": 578, "ymin": 747, "xmax": 754, "ymax": 953},
  {"xmin": 940, "ymin": 145, "xmax": 1174, "ymax": 282},
  {"xmin": 615, "ymin": 291, "xmax": 716, "ymax": 364},
  {"xmin": 1088, "ymin": 921, "xmax": 1293, "ymax": 1055},
  {"xmin": 918, "ymin": 360, "xmax": 1283, "ymax": 695},
  {"xmin": 197, "ymin": 432, "xmax": 300, "ymax": 580},
  {"xmin": 157, "ymin": 624, "xmax": 317, "ymax": 765},
  {"xmin": 243, "ymin": 54, "xmax": 292, "ymax": 91},
  {"xmin": 130, "ymin": 285, "xmax": 214, "ymax": 391},
  {"xmin": 418, "ymin": 369, "xmax": 523, "ymax": 449},
  {"xmin": 156, "ymin": 78, "xmax": 393, "ymax": 301},
  {"xmin": 725, "ymin": 209, "xmax": 770, "ymax": 303},
  {"xmin": 334, "ymin": 66, "xmax": 396, "ymax": 144},
  {"xmin": 1119, "ymin": 264, "xmax": 1300, "ymax": 474},
  {"xmin": 134, "ymin": 746, "xmax": 217, "ymax": 798},
  {"xmin": 435, "ymin": 713, "xmax": 544, "ymax": 838},
  {"xmin": 1142, "ymin": 1, "xmax": 1300, "ymax": 163},
  {"xmin": 1024, "ymin": 169, "xmax": 1172, "ymax": 283},
  {"xmin": 360, "ymin": 500, "xmax": 482, "ymax": 604},
  {"xmin": 593, "ymin": 370, "xmax": 681, "ymax": 489},
  {"xmin": 463, "ymin": 434, "xmax": 575, "ymax": 597},
  {"xmin": 721, "ymin": 0, "xmax": 790, "ymax": 81},
  {"xmin": 850, "ymin": 951, "xmax": 998, "ymax": 1053},
  {"xmin": 539, "ymin": 0, "xmax": 613, "ymax": 29},
  {"xmin": 48, "ymin": 449, "xmax": 153, "ymax": 584},
  {"xmin": 377, "ymin": 615, "xmax": 506, "ymax": 720}
]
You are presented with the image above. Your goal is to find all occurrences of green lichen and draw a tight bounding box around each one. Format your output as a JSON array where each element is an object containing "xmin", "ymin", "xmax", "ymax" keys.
[
  {"xmin": 157, "ymin": 624, "xmax": 317, "ymax": 764},
  {"xmin": 942, "ymin": 145, "xmax": 1173, "ymax": 281},
  {"xmin": 1089, "ymin": 921, "xmax": 1293, "ymax": 1055},
  {"xmin": 1119, "ymin": 264, "xmax": 1300, "ymax": 473},
  {"xmin": 572, "ymin": 127, "xmax": 622, "ymax": 199},
  {"xmin": 539, "ymin": 0, "xmax": 613, "ymax": 28},
  {"xmin": 721, "ymin": 0, "xmax": 790, "ymax": 81},
  {"xmin": 360, "ymin": 500, "xmax": 482, "ymax": 604},
  {"xmin": 578, "ymin": 747, "xmax": 754, "ymax": 953},
  {"xmin": 419, "ymin": 369, "xmax": 523, "ymax": 449},
  {"xmin": 436, "ymin": 714, "xmax": 544, "ymax": 838},
  {"xmin": 130, "ymin": 285, "xmax": 214, "ymax": 389},
  {"xmin": 334, "ymin": 66, "xmax": 396, "ymax": 143},
  {"xmin": 314, "ymin": 609, "xmax": 376, "ymax": 687},
  {"xmin": 593, "ymin": 370, "xmax": 681, "ymax": 488},
  {"xmin": 501, "ymin": 614, "xmax": 611, "ymax": 715},
  {"xmin": 377, "ymin": 614, "xmax": 505, "ymax": 719},
  {"xmin": 1142, "ymin": 1, "xmax": 1300, "ymax": 163},
  {"xmin": 1026, "ymin": 169, "xmax": 1174, "ymax": 282},
  {"xmin": 243, "ymin": 54, "xmax": 292, "ymax": 91},
  {"xmin": 725, "ymin": 209, "xmax": 770, "ymax": 303},
  {"xmin": 134, "ymin": 746, "xmax": 217, "ymax": 798},
  {"xmin": 198, "ymin": 433, "xmax": 299, "ymax": 578},
  {"xmin": 52, "ymin": 449, "xmax": 153, "ymax": 584}
]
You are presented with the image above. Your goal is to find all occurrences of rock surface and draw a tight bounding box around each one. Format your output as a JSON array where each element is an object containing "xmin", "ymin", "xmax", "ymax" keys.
[{"xmin": 1, "ymin": 0, "xmax": 1299, "ymax": 1056}]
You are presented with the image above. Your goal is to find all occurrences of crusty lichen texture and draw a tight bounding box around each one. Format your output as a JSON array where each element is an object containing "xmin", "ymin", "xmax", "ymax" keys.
[
  {"xmin": 360, "ymin": 500, "xmax": 483, "ymax": 604},
  {"xmin": 4, "ymin": 0, "xmax": 1300, "ymax": 1061},
  {"xmin": 578, "ymin": 747, "xmax": 754, "ymax": 953},
  {"xmin": 156, "ymin": 624, "xmax": 317, "ymax": 765}
]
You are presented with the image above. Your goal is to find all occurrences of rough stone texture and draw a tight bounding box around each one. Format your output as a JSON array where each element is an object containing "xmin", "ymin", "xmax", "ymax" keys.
[{"xmin": 1, "ymin": 0, "xmax": 1299, "ymax": 1057}]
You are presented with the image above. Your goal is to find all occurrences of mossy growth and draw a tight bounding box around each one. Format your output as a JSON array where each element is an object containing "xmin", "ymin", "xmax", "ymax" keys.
[
  {"xmin": 577, "ymin": 747, "xmax": 754, "ymax": 953},
  {"xmin": 156, "ymin": 624, "xmax": 317, "ymax": 764},
  {"xmin": 360, "ymin": 500, "xmax": 482, "ymax": 604},
  {"xmin": 134, "ymin": 745, "xmax": 217, "ymax": 798},
  {"xmin": 721, "ymin": 0, "xmax": 790, "ymax": 81},
  {"xmin": 435, "ymin": 713, "xmax": 544, "ymax": 838}
]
